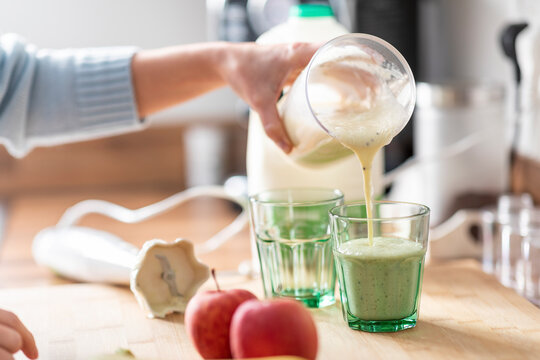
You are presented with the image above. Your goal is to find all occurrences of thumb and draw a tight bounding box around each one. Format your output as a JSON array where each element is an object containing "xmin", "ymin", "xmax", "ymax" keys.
[{"xmin": 257, "ymin": 103, "xmax": 293, "ymax": 154}]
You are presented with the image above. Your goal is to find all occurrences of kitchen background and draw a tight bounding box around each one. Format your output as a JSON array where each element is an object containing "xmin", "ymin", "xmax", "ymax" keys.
[
  {"xmin": 0, "ymin": 0, "xmax": 243, "ymax": 194},
  {"xmin": 0, "ymin": 0, "xmax": 530, "ymax": 206}
]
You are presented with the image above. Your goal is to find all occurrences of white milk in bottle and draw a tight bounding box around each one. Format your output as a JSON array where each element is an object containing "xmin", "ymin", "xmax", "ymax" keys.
[{"xmin": 246, "ymin": 4, "xmax": 385, "ymax": 201}]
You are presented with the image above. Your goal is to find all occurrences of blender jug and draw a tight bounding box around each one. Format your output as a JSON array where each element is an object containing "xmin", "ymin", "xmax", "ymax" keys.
[
  {"xmin": 513, "ymin": 1, "xmax": 540, "ymax": 202},
  {"xmin": 248, "ymin": 29, "xmax": 416, "ymax": 200}
]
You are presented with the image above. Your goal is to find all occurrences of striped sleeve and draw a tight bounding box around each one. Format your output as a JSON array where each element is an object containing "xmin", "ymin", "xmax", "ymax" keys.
[{"xmin": 0, "ymin": 33, "xmax": 145, "ymax": 157}]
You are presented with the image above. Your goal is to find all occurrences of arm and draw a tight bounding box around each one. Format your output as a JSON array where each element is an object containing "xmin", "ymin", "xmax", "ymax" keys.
[
  {"xmin": 132, "ymin": 42, "xmax": 319, "ymax": 152},
  {"xmin": 0, "ymin": 34, "xmax": 317, "ymax": 156}
]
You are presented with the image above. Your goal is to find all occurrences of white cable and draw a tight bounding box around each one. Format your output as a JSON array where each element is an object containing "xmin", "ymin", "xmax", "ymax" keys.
[{"xmin": 56, "ymin": 186, "xmax": 249, "ymax": 254}]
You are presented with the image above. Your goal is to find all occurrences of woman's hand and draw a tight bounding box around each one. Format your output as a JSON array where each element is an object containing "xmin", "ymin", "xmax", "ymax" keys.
[
  {"xmin": 218, "ymin": 42, "xmax": 319, "ymax": 153},
  {"xmin": 0, "ymin": 309, "xmax": 38, "ymax": 359}
]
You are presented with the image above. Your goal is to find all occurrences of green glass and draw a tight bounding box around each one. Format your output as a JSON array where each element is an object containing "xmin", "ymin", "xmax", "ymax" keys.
[
  {"xmin": 249, "ymin": 188, "xmax": 344, "ymax": 308},
  {"xmin": 330, "ymin": 201, "xmax": 430, "ymax": 332}
]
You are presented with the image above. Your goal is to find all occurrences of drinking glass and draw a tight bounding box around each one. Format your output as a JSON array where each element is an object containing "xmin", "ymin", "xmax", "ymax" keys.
[
  {"xmin": 249, "ymin": 188, "xmax": 344, "ymax": 308},
  {"xmin": 520, "ymin": 207, "xmax": 540, "ymax": 305},
  {"xmin": 330, "ymin": 201, "xmax": 430, "ymax": 332},
  {"xmin": 494, "ymin": 194, "xmax": 533, "ymax": 288}
]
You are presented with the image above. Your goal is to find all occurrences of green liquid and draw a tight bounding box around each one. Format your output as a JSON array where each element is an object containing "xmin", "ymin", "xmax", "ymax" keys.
[
  {"xmin": 335, "ymin": 237, "xmax": 426, "ymax": 331},
  {"xmin": 256, "ymin": 219, "xmax": 336, "ymax": 308}
]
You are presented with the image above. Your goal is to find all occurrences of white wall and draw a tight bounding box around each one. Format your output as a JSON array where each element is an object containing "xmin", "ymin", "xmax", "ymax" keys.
[
  {"xmin": 0, "ymin": 0, "xmax": 206, "ymax": 48},
  {"xmin": 0, "ymin": 0, "xmax": 239, "ymax": 124}
]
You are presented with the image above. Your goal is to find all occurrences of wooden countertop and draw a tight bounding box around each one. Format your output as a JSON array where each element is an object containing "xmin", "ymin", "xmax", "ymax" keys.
[{"xmin": 0, "ymin": 189, "xmax": 539, "ymax": 360}]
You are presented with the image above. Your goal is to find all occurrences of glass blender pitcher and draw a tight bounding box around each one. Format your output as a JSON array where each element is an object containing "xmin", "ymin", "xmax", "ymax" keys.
[
  {"xmin": 281, "ymin": 33, "xmax": 416, "ymax": 165},
  {"xmin": 247, "ymin": 33, "xmax": 416, "ymax": 201}
]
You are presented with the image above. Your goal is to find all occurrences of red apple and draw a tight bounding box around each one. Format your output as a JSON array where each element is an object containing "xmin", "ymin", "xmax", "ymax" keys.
[
  {"xmin": 184, "ymin": 270, "xmax": 257, "ymax": 359},
  {"xmin": 230, "ymin": 299, "xmax": 318, "ymax": 360}
]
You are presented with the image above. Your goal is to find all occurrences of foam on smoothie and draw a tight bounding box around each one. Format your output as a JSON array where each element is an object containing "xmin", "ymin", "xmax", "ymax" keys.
[{"xmin": 337, "ymin": 237, "xmax": 424, "ymax": 259}]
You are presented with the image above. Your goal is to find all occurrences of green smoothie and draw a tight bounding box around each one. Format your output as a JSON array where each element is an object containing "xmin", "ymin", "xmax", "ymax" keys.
[{"xmin": 334, "ymin": 237, "xmax": 426, "ymax": 321}]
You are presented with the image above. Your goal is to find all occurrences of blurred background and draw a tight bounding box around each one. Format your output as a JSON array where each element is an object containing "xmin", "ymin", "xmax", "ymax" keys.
[
  {"xmin": 0, "ymin": 0, "xmax": 527, "ymax": 199},
  {"xmin": 0, "ymin": 0, "xmax": 243, "ymax": 195},
  {"xmin": 3, "ymin": 0, "xmax": 540, "ymax": 309}
]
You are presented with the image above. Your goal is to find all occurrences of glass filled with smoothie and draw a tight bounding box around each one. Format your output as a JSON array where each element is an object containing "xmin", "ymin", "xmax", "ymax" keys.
[{"xmin": 330, "ymin": 201, "xmax": 430, "ymax": 332}]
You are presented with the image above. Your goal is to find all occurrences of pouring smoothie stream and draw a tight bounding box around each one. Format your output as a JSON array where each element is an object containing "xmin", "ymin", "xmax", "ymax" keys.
[{"xmin": 305, "ymin": 34, "xmax": 414, "ymax": 244}]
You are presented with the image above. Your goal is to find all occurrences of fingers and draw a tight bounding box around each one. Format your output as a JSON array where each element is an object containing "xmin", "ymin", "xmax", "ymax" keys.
[
  {"xmin": 255, "ymin": 42, "xmax": 320, "ymax": 152},
  {"xmin": 0, "ymin": 310, "xmax": 38, "ymax": 359},
  {"xmin": 257, "ymin": 102, "xmax": 293, "ymax": 153},
  {"xmin": 227, "ymin": 42, "xmax": 321, "ymax": 153}
]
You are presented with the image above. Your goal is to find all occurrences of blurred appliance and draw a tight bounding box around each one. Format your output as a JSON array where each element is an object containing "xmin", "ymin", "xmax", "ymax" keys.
[
  {"xmin": 207, "ymin": 0, "xmax": 298, "ymax": 41},
  {"xmin": 512, "ymin": 1, "xmax": 540, "ymax": 203},
  {"xmin": 207, "ymin": 0, "xmax": 257, "ymax": 42},
  {"xmin": 414, "ymin": 0, "xmax": 517, "ymax": 187},
  {"xmin": 388, "ymin": 82, "xmax": 509, "ymax": 227},
  {"xmin": 330, "ymin": 0, "xmax": 417, "ymax": 73},
  {"xmin": 395, "ymin": 1, "xmax": 529, "ymax": 260},
  {"xmin": 247, "ymin": 0, "xmax": 298, "ymax": 36},
  {"xmin": 417, "ymin": 0, "xmax": 514, "ymax": 83}
]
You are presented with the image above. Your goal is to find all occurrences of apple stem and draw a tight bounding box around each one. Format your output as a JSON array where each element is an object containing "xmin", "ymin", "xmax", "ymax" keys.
[{"xmin": 211, "ymin": 268, "xmax": 221, "ymax": 292}]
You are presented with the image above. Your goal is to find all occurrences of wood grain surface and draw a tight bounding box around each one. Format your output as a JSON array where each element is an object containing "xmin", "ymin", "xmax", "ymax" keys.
[
  {"xmin": 1, "ymin": 191, "xmax": 539, "ymax": 359},
  {"xmin": 0, "ymin": 260, "xmax": 539, "ymax": 360}
]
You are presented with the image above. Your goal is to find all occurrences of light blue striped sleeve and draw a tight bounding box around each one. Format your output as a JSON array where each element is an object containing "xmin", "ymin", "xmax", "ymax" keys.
[{"xmin": 0, "ymin": 33, "xmax": 145, "ymax": 158}]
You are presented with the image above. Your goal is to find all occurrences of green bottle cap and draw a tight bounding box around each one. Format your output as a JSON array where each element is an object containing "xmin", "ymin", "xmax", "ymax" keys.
[{"xmin": 289, "ymin": 4, "xmax": 334, "ymax": 18}]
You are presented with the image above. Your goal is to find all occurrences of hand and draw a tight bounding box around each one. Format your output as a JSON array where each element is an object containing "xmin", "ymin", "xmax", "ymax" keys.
[
  {"xmin": 219, "ymin": 42, "xmax": 320, "ymax": 153},
  {"xmin": 0, "ymin": 309, "xmax": 38, "ymax": 359}
]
